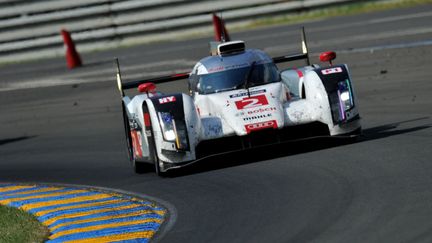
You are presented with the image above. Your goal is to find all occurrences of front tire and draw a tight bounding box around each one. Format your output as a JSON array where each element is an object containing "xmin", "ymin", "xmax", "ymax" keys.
[
  {"xmin": 142, "ymin": 105, "xmax": 166, "ymax": 177},
  {"xmin": 152, "ymin": 138, "xmax": 164, "ymax": 177},
  {"xmin": 149, "ymin": 127, "xmax": 167, "ymax": 177},
  {"xmin": 122, "ymin": 103, "xmax": 147, "ymax": 173}
]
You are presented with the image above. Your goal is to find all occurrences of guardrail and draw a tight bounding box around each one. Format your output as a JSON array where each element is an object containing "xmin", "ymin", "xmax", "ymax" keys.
[{"xmin": 0, "ymin": 0, "xmax": 356, "ymax": 63}]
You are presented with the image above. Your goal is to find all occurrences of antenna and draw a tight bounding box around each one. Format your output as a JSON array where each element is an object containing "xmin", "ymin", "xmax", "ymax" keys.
[
  {"xmin": 301, "ymin": 27, "xmax": 311, "ymax": 66},
  {"xmin": 220, "ymin": 12, "xmax": 226, "ymax": 43},
  {"xmin": 115, "ymin": 58, "xmax": 125, "ymax": 97}
]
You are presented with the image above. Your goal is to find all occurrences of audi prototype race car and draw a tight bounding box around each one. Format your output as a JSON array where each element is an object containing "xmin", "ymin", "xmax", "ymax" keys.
[{"xmin": 116, "ymin": 28, "xmax": 361, "ymax": 176}]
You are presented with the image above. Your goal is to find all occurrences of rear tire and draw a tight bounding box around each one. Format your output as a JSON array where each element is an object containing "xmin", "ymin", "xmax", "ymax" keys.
[
  {"xmin": 133, "ymin": 159, "xmax": 147, "ymax": 174},
  {"xmin": 122, "ymin": 103, "xmax": 133, "ymax": 161}
]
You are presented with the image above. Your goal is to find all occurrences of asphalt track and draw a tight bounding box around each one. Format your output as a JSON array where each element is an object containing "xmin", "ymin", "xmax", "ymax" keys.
[{"xmin": 1, "ymin": 4, "xmax": 432, "ymax": 243}]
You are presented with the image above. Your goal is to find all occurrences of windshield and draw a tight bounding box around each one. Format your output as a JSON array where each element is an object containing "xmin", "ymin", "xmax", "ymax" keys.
[{"xmin": 198, "ymin": 63, "xmax": 280, "ymax": 94}]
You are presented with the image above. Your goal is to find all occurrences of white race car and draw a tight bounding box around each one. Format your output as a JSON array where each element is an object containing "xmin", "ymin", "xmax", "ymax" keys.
[{"xmin": 116, "ymin": 28, "xmax": 361, "ymax": 176}]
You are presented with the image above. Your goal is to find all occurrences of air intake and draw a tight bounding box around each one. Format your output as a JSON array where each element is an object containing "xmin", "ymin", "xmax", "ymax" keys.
[{"xmin": 217, "ymin": 41, "xmax": 245, "ymax": 55}]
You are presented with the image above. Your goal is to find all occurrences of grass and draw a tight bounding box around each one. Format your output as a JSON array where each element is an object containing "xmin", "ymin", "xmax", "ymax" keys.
[
  {"xmin": 0, "ymin": 204, "xmax": 49, "ymax": 243},
  {"xmin": 248, "ymin": 0, "xmax": 432, "ymax": 28}
]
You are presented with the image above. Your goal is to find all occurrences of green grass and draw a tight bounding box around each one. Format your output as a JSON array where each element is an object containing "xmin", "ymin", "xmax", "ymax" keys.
[
  {"xmin": 248, "ymin": 0, "xmax": 432, "ymax": 28},
  {"xmin": 0, "ymin": 204, "xmax": 49, "ymax": 243}
]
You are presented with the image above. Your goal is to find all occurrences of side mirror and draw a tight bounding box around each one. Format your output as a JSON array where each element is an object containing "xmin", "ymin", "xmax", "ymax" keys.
[
  {"xmin": 320, "ymin": 51, "xmax": 336, "ymax": 66},
  {"xmin": 138, "ymin": 82, "xmax": 156, "ymax": 94}
]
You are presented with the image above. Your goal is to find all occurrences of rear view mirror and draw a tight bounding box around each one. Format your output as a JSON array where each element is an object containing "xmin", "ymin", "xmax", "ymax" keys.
[
  {"xmin": 320, "ymin": 51, "xmax": 336, "ymax": 66},
  {"xmin": 138, "ymin": 82, "xmax": 156, "ymax": 94}
]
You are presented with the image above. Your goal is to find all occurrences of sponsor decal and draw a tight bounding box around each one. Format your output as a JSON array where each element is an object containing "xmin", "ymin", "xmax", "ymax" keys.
[
  {"xmin": 208, "ymin": 124, "xmax": 222, "ymax": 136},
  {"xmin": 159, "ymin": 96, "xmax": 176, "ymax": 104},
  {"xmin": 243, "ymin": 114, "xmax": 272, "ymax": 121},
  {"xmin": 229, "ymin": 89, "xmax": 266, "ymax": 98},
  {"xmin": 208, "ymin": 66, "xmax": 224, "ymax": 73},
  {"xmin": 235, "ymin": 111, "xmax": 245, "ymax": 117},
  {"xmin": 321, "ymin": 67, "xmax": 343, "ymax": 75},
  {"xmin": 203, "ymin": 118, "xmax": 223, "ymax": 137},
  {"xmin": 235, "ymin": 94, "xmax": 268, "ymax": 109},
  {"xmin": 245, "ymin": 120, "xmax": 278, "ymax": 133},
  {"xmin": 224, "ymin": 63, "xmax": 249, "ymax": 71},
  {"xmin": 130, "ymin": 131, "xmax": 143, "ymax": 158},
  {"xmin": 247, "ymin": 107, "xmax": 277, "ymax": 114}
]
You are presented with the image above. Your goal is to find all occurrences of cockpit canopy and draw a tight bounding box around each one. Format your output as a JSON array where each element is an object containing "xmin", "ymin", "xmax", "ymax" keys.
[{"xmin": 189, "ymin": 48, "xmax": 280, "ymax": 95}]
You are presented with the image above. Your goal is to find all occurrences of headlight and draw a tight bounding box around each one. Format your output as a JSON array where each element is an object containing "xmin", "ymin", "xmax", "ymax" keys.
[
  {"xmin": 338, "ymin": 80, "xmax": 354, "ymax": 110},
  {"xmin": 158, "ymin": 112, "xmax": 189, "ymax": 150},
  {"xmin": 164, "ymin": 130, "xmax": 176, "ymax": 141},
  {"xmin": 340, "ymin": 91, "xmax": 352, "ymax": 111},
  {"xmin": 158, "ymin": 112, "xmax": 175, "ymax": 141},
  {"xmin": 336, "ymin": 79, "xmax": 354, "ymax": 122},
  {"xmin": 340, "ymin": 91, "xmax": 350, "ymax": 102}
]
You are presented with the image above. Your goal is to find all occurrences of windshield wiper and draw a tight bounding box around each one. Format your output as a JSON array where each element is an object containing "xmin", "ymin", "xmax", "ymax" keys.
[
  {"xmin": 214, "ymin": 87, "xmax": 236, "ymax": 93},
  {"xmin": 244, "ymin": 61, "xmax": 256, "ymax": 98}
]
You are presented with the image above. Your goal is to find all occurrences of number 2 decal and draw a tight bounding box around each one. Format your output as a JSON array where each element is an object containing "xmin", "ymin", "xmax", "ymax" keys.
[{"xmin": 235, "ymin": 94, "xmax": 268, "ymax": 109}]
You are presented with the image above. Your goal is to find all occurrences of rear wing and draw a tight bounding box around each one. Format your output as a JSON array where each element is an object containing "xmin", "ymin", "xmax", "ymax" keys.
[
  {"xmin": 115, "ymin": 58, "xmax": 189, "ymax": 97},
  {"xmin": 272, "ymin": 27, "xmax": 310, "ymax": 65}
]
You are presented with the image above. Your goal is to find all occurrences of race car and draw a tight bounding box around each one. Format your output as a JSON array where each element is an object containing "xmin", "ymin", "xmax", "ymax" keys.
[{"xmin": 116, "ymin": 27, "xmax": 361, "ymax": 176}]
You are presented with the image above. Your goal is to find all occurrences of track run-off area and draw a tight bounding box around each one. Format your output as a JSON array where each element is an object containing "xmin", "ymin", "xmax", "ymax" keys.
[{"xmin": 1, "ymin": 4, "xmax": 432, "ymax": 243}]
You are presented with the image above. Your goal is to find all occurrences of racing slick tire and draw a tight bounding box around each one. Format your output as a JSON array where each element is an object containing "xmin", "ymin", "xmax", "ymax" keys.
[
  {"xmin": 148, "ymin": 128, "xmax": 165, "ymax": 177},
  {"xmin": 122, "ymin": 103, "xmax": 147, "ymax": 174},
  {"xmin": 142, "ymin": 105, "xmax": 166, "ymax": 177},
  {"xmin": 152, "ymin": 141, "xmax": 164, "ymax": 177}
]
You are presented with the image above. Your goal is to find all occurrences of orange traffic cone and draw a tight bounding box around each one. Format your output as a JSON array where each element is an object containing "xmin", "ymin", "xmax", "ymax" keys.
[
  {"xmin": 61, "ymin": 29, "xmax": 82, "ymax": 69},
  {"xmin": 212, "ymin": 13, "xmax": 230, "ymax": 42}
]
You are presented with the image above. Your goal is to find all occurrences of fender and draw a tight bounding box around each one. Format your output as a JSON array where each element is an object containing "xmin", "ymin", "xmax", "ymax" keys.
[
  {"xmin": 145, "ymin": 94, "xmax": 199, "ymax": 164},
  {"xmin": 149, "ymin": 94, "xmax": 186, "ymax": 122},
  {"xmin": 314, "ymin": 65, "xmax": 359, "ymax": 125},
  {"xmin": 123, "ymin": 95, "xmax": 153, "ymax": 161}
]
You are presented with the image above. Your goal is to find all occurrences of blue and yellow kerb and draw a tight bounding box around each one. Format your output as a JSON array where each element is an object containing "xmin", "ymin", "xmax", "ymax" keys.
[{"xmin": 0, "ymin": 184, "xmax": 167, "ymax": 242}]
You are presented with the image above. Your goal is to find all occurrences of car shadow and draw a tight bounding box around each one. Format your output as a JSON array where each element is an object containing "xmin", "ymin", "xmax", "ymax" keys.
[
  {"xmin": 165, "ymin": 117, "xmax": 430, "ymax": 178},
  {"xmin": 0, "ymin": 136, "xmax": 36, "ymax": 146}
]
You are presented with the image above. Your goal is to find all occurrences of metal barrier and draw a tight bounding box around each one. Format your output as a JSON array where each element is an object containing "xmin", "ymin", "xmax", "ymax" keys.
[{"xmin": 0, "ymin": 0, "xmax": 355, "ymax": 63}]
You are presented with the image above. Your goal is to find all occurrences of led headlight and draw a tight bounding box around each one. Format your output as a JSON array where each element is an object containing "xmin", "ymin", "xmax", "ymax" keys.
[
  {"xmin": 340, "ymin": 91, "xmax": 352, "ymax": 111},
  {"xmin": 164, "ymin": 130, "xmax": 176, "ymax": 141},
  {"xmin": 338, "ymin": 80, "xmax": 354, "ymax": 111},
  {"xmin": 340, "ymin": 91, "xmax": 350, "ymax": 102},
  {"xmin": 335, "ymin": 79, "xmax": 355, "ymax": 122},
  {"xmin": 158, "ymin": 112, "xmax": 189, "ymax": 150},
  {"xmin": 158, "ymin": 112, "xmax": 175, "ymax": 141}
]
